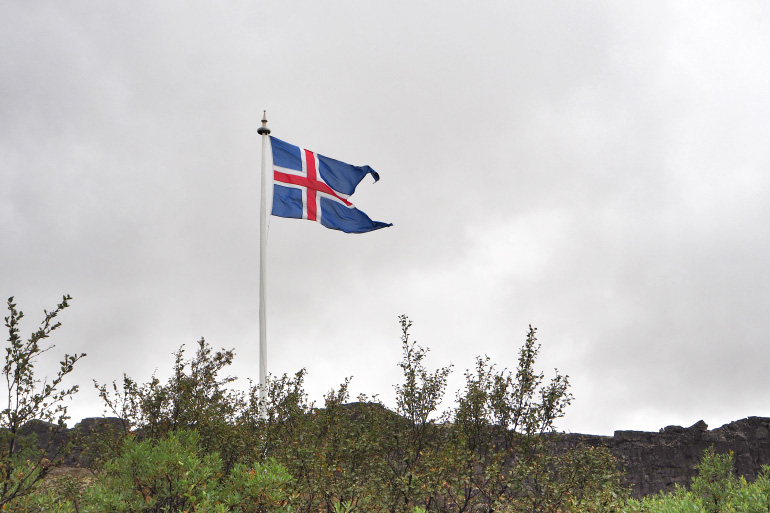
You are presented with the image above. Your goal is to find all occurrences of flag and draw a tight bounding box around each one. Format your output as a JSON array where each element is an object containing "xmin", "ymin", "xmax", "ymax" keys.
[{"xmin": 270, "ymin": 136, "xmax": 392, "ymax": 233}]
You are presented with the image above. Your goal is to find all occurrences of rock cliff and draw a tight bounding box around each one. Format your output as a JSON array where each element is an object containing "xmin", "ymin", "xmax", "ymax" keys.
[{"xmin": 561, "ymin": 416, "xmax": 770, "ymax": 497}]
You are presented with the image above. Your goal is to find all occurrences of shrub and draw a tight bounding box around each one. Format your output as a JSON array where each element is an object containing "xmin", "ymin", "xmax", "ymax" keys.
[
  {"xmin": 86, "ymin": 429, "xmax": 292, "ymax": 513},
  {"xmin": 380, "ymin": 315, "xmax": 453, "ymax": 513},
  {"xmin": 94, "ymin": 339, "xmax": 247, "ymax": 470},
  {"xmin": 8, "ymin": 473, "xmax": 84, "ymax": 513},
  {"xmin": 440, "ymin": 325, "xmax": 626, "ymax": 513},
  {"xmin": 690, "ymin": 446, "xmax": 736, "ymax": 512},
  {"xmin": 1, "ymin": 295, "xmax": 85, "ymax": 507},
  {"xmin": 627, "ymin": 448, "xmax": 770, "ymax": 513}
]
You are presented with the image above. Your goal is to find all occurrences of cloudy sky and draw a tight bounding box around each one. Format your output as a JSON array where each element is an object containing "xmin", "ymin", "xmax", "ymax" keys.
[{"xmin": 3, "ymin": 1, "xmax": 770, "ymax": 436}]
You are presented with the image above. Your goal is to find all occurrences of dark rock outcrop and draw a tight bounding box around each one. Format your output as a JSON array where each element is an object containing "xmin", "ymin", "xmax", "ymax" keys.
[
  {"xmin": 561, "ymin": 416, "xmax": 770, "ymax": 497},
  {"xmin": 16, "ymin": 419, "xmax": 70, "ymax": 461},
  {"xmin": 9, "ymin": 417, "xmax": 125, "ymax": 467}
]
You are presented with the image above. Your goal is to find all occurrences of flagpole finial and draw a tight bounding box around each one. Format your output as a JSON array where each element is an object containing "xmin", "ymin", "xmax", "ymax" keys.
[{"xmin": 257, "ymin": 111, "xmax": 271, "ymax": 135}]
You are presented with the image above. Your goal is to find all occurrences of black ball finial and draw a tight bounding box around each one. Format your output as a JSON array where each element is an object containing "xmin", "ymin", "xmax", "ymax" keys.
[{"xmin": 257, "ymin": 110, "xmax": 271, "ymax": 135}]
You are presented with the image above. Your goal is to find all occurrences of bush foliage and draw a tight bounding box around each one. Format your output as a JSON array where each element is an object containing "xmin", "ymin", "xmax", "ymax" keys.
[{"xmin": 6, "ymin": 300, "xmax": 633, "ymax": 512}]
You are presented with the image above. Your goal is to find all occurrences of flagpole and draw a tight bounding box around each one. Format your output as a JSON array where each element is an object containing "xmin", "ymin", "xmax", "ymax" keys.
[{"xmin": 258, "ymin": 111, "xmax": 271, "ymax": 415}]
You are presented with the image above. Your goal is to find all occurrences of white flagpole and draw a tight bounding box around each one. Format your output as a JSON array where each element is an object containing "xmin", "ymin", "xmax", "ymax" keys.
[{"xmin": 257, "ymin": 111, "xmax": 271, "ymax": 415}]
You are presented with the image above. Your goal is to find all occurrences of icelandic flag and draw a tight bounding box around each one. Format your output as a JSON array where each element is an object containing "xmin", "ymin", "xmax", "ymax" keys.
[{"xmin": 270, "ymin": 137, "xmax": 392, "ymax": 233}]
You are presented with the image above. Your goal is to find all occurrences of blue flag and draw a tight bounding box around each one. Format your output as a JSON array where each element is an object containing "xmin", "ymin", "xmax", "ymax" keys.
[{"xmin": 270, "ymin": 137, "xmax": 392, "ymax": 233}]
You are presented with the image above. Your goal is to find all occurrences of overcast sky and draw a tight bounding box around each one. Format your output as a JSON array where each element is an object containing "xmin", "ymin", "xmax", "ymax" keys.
[{"xmin": 3, "ymin": 1, "xmax": 770, "ymax": 436}]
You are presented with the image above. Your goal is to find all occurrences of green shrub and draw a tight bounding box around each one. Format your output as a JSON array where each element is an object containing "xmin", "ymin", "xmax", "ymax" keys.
[
  {"xmin": 94, "ymin": 339, "xmax": 248, "ymax": 470},
  {"xmin": 625, "ymin": 486, "xmax": 704, "ymax": 513},
  {"xmin": 437, "ymin": 325, "xmax": 628, "ymax": 513},
  {"xmin": 627, "ymin": 448, "xmax": 770, "ymax": 513},
  {"xmin": 690, "ymin": 446, "xmax": 736, "ymax": 512},
  {"xmin": 7, "ymin": 473, "xmax": 83, "ymax": 513},
  {"xmin": 85, "ymin": 429, "xmax": 292, "ymax": 513}
]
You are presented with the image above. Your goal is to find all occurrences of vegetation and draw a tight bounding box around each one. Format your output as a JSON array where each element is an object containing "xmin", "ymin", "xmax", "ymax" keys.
[
  {"xmin": 14, "ymin": 297, "xmax": 770, "ymax": 512},
  {"xmin": 11, "ymin": 430, "xmax": 293, "ymax": 513},
  {"xmin": 1, "ymin": 296, "xmax": 85, "ymax": 507}
]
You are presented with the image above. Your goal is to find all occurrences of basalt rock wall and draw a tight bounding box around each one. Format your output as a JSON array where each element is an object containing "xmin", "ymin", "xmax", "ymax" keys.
[{"xmin": 560, "ymin": 416, "xmax": 770, "ymax": 497}]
